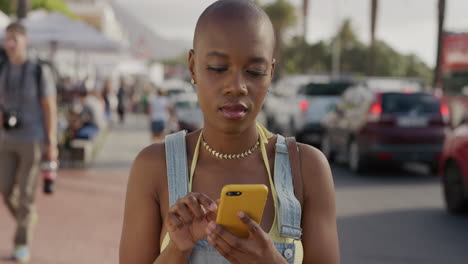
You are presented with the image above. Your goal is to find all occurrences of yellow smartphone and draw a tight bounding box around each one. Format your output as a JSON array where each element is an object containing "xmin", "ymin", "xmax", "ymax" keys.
[{"xmin": 216, "ymin": 184, "xmax": 269, "ymax": 238}]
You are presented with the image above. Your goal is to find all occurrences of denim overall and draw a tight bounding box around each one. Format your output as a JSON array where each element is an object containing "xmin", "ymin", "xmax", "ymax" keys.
[{"xmin": 165, "ymin": 131, "xmax": 302, "ymax": 263}]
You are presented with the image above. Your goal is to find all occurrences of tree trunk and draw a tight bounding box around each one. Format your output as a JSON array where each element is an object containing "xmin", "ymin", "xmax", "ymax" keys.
[
  {"xmin": 302, "ymin": 0, "xmax": 309, "ymax": 73},
  {"xmin": 368, "ymin": 0, "xmax": 378, "ymax": 76},
  {"xmin": 17, "ymin": 0, "xmax": 29, "ymax": 20},
  {"xmin": 302, "ymin": 0, "xmax": 309, "ymax": 40},
  {"xmin": 274, "ymin": 29, "xmax": 283, "ymax": 81},
  {"xmin": 433, "ymin": 0, "xmax": 446, "ymax": 88}
]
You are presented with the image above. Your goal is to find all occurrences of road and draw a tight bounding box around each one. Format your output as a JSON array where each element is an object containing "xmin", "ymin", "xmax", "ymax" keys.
[
  {"xmin": 334, "ymin": 163, "xmax": 468, "ymax": 264},
  {"xmin": 1, "ymin": 115, "xmax": 467, "ymax": 263}
]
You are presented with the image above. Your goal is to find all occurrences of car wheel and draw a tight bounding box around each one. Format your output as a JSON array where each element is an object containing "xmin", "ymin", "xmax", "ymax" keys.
[
  {"xmin": 266, "ymin": 117, "xmax": 275, "ymax": 131},
  {"xmin": 443, "ymin": 162, "xmax": 468, "ymax": 214},
  {"xmin": 321, "ymin": 134, "xmax": 335, "ymax": 163},
  {"xmin": 348, "ymin": 140, "xmax": 366, "ymax": 173}
]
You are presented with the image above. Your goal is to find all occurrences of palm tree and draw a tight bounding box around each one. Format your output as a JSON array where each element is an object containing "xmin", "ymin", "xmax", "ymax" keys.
[
  {"xmin": 434, "ymin": 0, "xmax": 446, "ymax": 88},
  {"xmin": 263, "ymin": 0, "xmax": 297, "ymax": 79},
  {"xmin": 368, "ymin": 0, "xmax": 378, "ymax": 76}
]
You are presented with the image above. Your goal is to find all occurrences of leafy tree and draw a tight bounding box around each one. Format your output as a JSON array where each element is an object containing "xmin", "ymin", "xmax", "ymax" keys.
[
  {"xmin": 0, "ymin": 0, "xmax": 14, "ymax": 15},
  {"xmin": 0, "ymin": 0, "xmax": 74, "ymax": 18},
  {"xmin": 31, "ymin": 0, "xmax": 75, "ymax": 18},
  {"xmin": 281, "ymin": 18, "xmax": 432, "ymax": 82},
  {"xmin": 263, "ymin": 0, "xmax": 297, "ymax": 79}
]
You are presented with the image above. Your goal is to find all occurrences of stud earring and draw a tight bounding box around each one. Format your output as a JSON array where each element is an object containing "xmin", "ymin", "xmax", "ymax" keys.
[{"xmin": 191, "ymin": 79, "xmax": 196, "ymax": 85}]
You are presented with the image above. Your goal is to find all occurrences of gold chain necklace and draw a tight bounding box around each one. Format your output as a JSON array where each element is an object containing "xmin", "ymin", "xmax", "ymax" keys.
[{"xmin": 202, "ymin": 134, "xmax": 260, "ymax": 160}]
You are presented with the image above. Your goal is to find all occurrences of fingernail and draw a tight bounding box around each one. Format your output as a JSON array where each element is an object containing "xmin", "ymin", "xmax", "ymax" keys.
[
  {"xmin": 209, "ymin": 221, "xmax": 216, "ymax": 230},
  {"xmin": 210, "ymin": 203, "xmax": 218, "ymax": 211},
  {"xmin": 238, "ymin": 211, "xmax": 245, "ymax": 218}
]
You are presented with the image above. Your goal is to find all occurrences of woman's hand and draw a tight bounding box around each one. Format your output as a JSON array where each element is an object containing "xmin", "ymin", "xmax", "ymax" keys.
[
  {"xmin": 166, "ymin": 192, "xmax": 218, "ymax": 252},
  {"xmin": 206, "ymin": 211, "xmax": 287, "ymax": 264}
]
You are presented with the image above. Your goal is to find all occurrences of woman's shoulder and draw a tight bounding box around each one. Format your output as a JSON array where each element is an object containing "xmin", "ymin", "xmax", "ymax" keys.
[
  {"xmin": 296, "ymin": 143, "xmax": 334, "ymax": 203},
  {"xmin": 129, "ymin": 142, "xmax": 168, "ymax": 198},
  {"xmin": 134, "ymin": 142, "xmax": 167, "ymax": 167},
  {"xmin": 132, "ymin": 130, "xmax": 201, "ymax": 173}
]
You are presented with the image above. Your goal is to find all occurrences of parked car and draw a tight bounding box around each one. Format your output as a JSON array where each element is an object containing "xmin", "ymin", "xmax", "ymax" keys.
[
  {"xmin": 264, "ymin": 74, "xmax": 353, "ymax": 145},
  {"xmin": 264, "ymin": 74, "xmax": 315, "ymax": 135},
  {"xmin": 439, "ymin": 113, "xmax": 468, "ymax": 214},
  {"xmin": 295, "ymin": 80, "xmax": 354, "ymax": 145},
  {"xmin": 159, "ymin": 79, "xmax": 194, "ymax": 102},
  {"xmin": 171, "ymin": 92, "xmax": 204, "ymax": 133},
  {"xmin": 322, "ymin": 78, "xmax": 449, "ymax": 173}
]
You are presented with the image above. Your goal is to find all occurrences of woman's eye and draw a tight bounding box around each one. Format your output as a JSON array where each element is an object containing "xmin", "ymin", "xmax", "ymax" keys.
[
  {"xmin": 246, "ymin": 70, "xmax": 267, "ymax": 77},
  {"xmin": 207, "ymin": 66, "xmax": 227, "ymax": 73}
]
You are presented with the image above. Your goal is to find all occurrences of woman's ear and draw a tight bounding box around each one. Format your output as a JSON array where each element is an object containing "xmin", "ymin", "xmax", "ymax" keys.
[
  {"xmin": 270, "ymin": 58, "xmax": 276, "ymax": 79},
  {"xmin": 188, "ymin": 49, "xmax": 196, "ymax": 82}
]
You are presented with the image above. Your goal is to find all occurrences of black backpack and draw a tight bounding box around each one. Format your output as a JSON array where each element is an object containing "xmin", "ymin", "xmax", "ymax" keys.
[{"xmin": 0, "ymin": 47, "xmax": 58, "ymax": 98}]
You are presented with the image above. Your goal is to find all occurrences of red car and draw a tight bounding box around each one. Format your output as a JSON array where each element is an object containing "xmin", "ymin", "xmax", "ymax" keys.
[
  {"xmin": 439, "ymin": 115, "xmax": 468, "ymax": 214},
  {"xmin": 322, "ymin": 80, "xmax": 449, "ymax": 173}
]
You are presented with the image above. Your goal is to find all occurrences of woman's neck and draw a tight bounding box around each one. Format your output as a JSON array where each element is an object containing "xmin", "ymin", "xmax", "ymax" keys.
[{"xmin": 201, "ymin": 123, "xmax": 259, "ymax": 155}]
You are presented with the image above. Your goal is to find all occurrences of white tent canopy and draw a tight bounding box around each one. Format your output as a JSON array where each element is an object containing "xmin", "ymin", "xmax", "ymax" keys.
[
  {"xmin": 0, "ymin": 12, "xmax": 121, "ymax": 53},
  {"xmin": 0, "ymin": 11, "xmax": 10, "ymax": 30}
]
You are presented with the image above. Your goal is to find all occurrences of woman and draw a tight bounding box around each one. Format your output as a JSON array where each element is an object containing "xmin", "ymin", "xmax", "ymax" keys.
[{"xmin": 119, "ymin": 1, "xmax": 339, "ymax": 263}]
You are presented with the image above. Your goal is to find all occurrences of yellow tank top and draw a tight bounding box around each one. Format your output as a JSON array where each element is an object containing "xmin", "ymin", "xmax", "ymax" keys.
[{"xmin": 160, "ymin": 124, "xmax": 303, "ymax": 263}]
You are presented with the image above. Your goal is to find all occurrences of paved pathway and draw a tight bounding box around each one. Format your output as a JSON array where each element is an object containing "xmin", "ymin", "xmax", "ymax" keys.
[{"xmin": 0, "ymin": 115, "xmax": 150, "ymax": 264}]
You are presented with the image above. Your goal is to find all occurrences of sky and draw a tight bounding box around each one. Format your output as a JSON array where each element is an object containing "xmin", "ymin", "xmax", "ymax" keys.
[{"xmin": 113, "ymin": 0, "xmax": 468, "ymax": 67}]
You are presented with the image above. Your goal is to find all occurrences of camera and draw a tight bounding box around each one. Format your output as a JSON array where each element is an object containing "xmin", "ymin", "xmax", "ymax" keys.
[{"xmin": 3, "ymin": 111, "xmax": 21, "ymax": 130}]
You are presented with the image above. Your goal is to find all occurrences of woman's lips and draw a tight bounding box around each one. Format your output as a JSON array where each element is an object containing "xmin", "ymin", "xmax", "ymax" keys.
[{"xmin": 220, "ymin": 103, "xmax": 248, "ymax": 120}]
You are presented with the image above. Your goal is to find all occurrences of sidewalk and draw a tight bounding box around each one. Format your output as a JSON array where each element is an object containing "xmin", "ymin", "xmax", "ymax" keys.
[{"xmin": 0, "ymin": 115, "xmax": 151, "ymax": 264}]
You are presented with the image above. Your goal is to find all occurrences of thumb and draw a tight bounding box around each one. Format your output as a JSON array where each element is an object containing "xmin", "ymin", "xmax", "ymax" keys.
[{"xmin": 238, "ymin": 211, "xmax": 263, "ymax": 241}]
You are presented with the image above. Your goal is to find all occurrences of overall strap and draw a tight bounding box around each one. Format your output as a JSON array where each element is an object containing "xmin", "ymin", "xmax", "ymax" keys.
[
  {"xmin": 165, "ymin": 130, "xmax": 189, "ymax": 207},
  {"xmin": 274, "ymin": 134, "xmax": 303, "ymax": 240}
]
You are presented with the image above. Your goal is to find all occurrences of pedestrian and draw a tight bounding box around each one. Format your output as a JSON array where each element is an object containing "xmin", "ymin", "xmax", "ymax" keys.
[
  {"xmin": 148, "ymin": 88, "xmax": 170, "ymax": 143},
  {"xmin": 117, "ymin": 77, "xmax": 126, "ymax": 124},
  {"xmin": 0, "ymin": 22, "xmax": 58, "ymax": 263},
  {"xmin": 119, "ymin": 1, "xmax": 339, "ymax": 263}
]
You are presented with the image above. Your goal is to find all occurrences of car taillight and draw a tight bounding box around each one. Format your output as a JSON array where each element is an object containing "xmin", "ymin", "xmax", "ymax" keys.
[
  {"xmin": 440, "ymin": 102, "xmax": 450, "ymax": 123},
  {"xmin": 440, "ymin": 103, "xmax": 449, "ymax": 117},
  {"xmin": 299, "ymin": 99, "xmax": 309, "ymax": 111},
  {"xmin": 369, "ymin": 103, "xmax": 382, "ymax": 115},
  {"xmin": 367, "ymin": 94, "xmax": 382, "ymax": 122}
]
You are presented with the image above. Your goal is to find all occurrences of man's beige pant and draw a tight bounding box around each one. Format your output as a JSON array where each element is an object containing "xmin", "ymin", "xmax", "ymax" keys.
[{"xmin": 0, "ymin": 138, "xmax": 42, "ymax": 246}]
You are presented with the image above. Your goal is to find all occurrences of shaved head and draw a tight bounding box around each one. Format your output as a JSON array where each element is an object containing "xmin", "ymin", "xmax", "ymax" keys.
[{"xmin": 193, "ymin": 0, "xmax": 275, "ymax": 51}]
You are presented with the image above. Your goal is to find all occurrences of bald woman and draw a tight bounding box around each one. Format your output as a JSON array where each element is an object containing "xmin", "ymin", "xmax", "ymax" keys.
[{"xmin": 119, "ymin": 1, "xmax": 339, "ymax": 263}]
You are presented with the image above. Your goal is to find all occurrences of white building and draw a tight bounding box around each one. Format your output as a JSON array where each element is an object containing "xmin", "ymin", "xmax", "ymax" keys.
[{"xmin": 66, "ymin": 0, "xmax": 127, "ymax": 45}]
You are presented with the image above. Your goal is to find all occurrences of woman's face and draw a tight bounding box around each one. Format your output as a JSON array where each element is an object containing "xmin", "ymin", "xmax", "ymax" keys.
[{"xmin": 189, "ymin": 16, "xmax": 275, "ymax": 134}]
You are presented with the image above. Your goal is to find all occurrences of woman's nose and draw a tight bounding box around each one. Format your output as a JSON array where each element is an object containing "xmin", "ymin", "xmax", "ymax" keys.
[{"xmin": 224, "ymin": 71, "xmax": 248, "ymax": 96}]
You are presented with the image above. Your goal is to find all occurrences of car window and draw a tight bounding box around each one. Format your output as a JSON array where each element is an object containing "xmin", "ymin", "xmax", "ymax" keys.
[
  {"xmin": 167, "ymin": 90, "xmax": 186, "ymax": 97},
  {"xmin": 299, "ymin": 82, "xmax": 353, "ymax": 96},
  {"xmin": 443, "ymin": 71, "xmax": 468, "ymax": 95},
  {"xmin": 382, "ymin": 93, "xmax": 440, "ymax": 114},
  {"xmin": 175, "ymin": 100, "xmax": 198, "ymax": 109}
]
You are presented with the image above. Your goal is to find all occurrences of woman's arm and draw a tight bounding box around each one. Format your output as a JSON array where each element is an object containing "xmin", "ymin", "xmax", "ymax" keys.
[
  {"xmin": 119, "ymin": 144, "xmax": 191, "ymax": 264},
  {"xmin": 299, "ymin": 144, "xmax": 340, "ymax": 264}
]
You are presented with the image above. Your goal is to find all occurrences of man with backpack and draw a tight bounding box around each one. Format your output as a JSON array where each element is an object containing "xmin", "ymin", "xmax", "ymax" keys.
[{"xmin": 0, "ymin": 22, "xmax": 58, "ymax": 263}]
